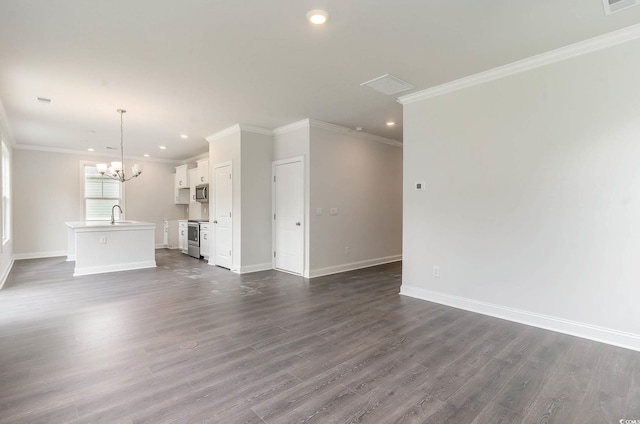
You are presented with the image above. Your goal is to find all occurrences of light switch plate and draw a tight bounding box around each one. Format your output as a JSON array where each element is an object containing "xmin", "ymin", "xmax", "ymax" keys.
[
  {"xmin": 315, "ymin": 208, "xmax": 323, "ymax": 216},
  {"xmin": 330, "ymin": 208, "xmax": 338, "ymax": 216}
]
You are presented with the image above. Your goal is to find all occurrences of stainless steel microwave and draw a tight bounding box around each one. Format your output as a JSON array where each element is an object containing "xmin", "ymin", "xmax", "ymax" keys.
[{"xmin": 195, "ymin": 184, "xmax": 208, "ymax": 202}]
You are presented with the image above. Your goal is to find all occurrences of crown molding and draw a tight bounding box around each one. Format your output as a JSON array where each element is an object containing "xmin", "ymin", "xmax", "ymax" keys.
[
  {"xmin": 308, "ymin": 119, "xmax": 402, "ymax": 147},
  {"xmin": 273, "ymin": 119, "xmax": 310, "ymax": 135},
  {"xmin": 206, "ymin": 123, "xmax": 272, "ymax": 142},
  {"xmin": 208, "ymin": 118, "xmax": 402, "ymax": 147},
  {"xmin": 12, "ymin": 143, "xmax": 182, "ymax": 164},
  {"xmin": 399, "ymin": 23, "xmax": 640, "ymax": 105},
  {"xmin": 238, "ymin": 124, "xmax": 273, "ymax": 136},
  {"xmin": 182, "ymin": 151, "xmax": 209, "ymax": 164},
  {"xmin": 274, "ymin": 118, "xmax": 402, "ymax": 147},
  {"xmin": 205, "ymin": 124, "xmax": 241, "ymax": 142}
]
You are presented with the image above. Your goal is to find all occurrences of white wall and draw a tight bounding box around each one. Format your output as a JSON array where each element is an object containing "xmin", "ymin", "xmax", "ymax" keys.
[
  {"xmin": 309, "ymin": 125, "xmax": 402, "ymax": 276},
  {"xmin": 240, "ymin": 131, "xmax": 273, "ymax": 270},
  {"xmin": 125, "ymin": 160, "xmax": 186, "ymax": 244},
  {"xmin": 0, "ymin": 105, "xmax": 13, "ymax": 287},
  {"xmin": 210, "ymin": 121, "xmax": 403, "ymax": 278},
  {"xmin": 273, "ymin": 125, "xmax": 311, "ymax": 275},
  {"xmin": 13, "ymin": 149, "xmax": 183, "ymax": 256},
  {"xmin": 209, "ymin": 129, "xmax": 242, "ymax": 271},
  {"xmin": 402, "ymin": 38, "xmax": 640, "ymax": 350},
  {"xmin": 208, "ymin": 127, "xmax": 274, "ymax": 272}
]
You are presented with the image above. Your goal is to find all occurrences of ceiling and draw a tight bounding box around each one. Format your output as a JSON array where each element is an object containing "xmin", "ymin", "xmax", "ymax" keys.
[{"xmin": 1, "ymin": 0, "xmax": 640, "ymax": 161}]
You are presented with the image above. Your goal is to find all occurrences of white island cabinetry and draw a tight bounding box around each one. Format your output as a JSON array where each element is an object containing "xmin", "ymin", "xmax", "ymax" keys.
[{"xmin": 66, "ymin": 221, "xmax": 156, "ymax": 277}]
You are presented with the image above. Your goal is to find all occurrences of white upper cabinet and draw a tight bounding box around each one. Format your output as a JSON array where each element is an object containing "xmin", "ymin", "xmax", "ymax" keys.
[
  {"xmin": 174, "ymin": 164, "xmax": 191, "ymax": 204},
  {"xmin": 175, "ymin": 164, "xmax": 189, "ymax": 189},
  {"xmin": 189, "ymin": 168, "xmax": 198, "ymax": 202},
  {"xmin": 196, "ymin": 159, "xmax": 209, "ymax": 185},
  {"xmin": 174, "ymin": 174, "xmax": 190, "ymax": 204}
]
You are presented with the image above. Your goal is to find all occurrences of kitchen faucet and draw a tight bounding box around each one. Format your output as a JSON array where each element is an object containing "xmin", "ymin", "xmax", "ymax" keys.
[{"xmin": 111, "ymin": 204, "xmax": 123, "ymax": 224}]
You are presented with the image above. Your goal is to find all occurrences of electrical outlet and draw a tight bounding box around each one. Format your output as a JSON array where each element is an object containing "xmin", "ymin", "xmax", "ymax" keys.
[
  {"xmin": 99, "ymin": 236, "xmax": 107, "ymax": 244},
  {"xmin": 330, "ymin": 208, "xmax": 338, "ymax": 216},
  {"xmin": 344, "ymin": 246, "xmax": 349, "ymax": 255},
  {"xmin": 433, "ymin": 266, "xmax": 440, "ymax": 278},
  {"xmin": 315, "ymin": 207, "xmax": 323, "ymax": 216}
]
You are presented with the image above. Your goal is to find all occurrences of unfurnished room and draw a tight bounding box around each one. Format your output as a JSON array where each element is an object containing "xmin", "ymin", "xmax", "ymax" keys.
[{"xmin": 1, "ymin": 1, "xmax": 640, "ymax": 423}]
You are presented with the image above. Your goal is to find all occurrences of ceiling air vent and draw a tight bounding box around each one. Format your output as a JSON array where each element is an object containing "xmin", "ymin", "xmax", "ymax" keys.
[
  {"xmin": 603, "ymin": 0, "xmax": 640, "ymax": 14},
  {"xmin": 360, "ymin": 74, "xmax": 415, "ymax": 96}
]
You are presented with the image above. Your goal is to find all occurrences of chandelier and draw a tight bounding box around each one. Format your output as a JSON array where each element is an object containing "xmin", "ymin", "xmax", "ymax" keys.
[{"xmin": 96, "ymin": 109, "xmax": 142, "ymax": 182}]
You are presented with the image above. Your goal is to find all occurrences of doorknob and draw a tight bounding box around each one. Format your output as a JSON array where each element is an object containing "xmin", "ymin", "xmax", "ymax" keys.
[
  {"xmin": 213, "ymin": 220, "xmax": 218, "ymax": 224},
  {"xmin": 296, "ymin": 222, "xmax": 301, "ymax": 226}
]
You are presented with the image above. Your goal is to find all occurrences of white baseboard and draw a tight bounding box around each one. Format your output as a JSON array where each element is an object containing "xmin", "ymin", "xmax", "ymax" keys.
[
  {"xmin": 238, "ymin": 263, "xmax": 273, "ymax": 274},
  {"xmin": 0, "ymin": 258, "xmax": 15, "ymax": 290},
  {"xmin": 400, "ymin": 285, "xmax": 640, "ymax": 352},
  {"xmin": 13, "ymin": 251, "xmax": 68, "ymax": 260},
  {"xmin": 308, "ymin": 255, "xmax": 402, "ymax": 278},
  {"xmin": 73, "ymin": 261, "xmax": 157, "ymax": 277}
]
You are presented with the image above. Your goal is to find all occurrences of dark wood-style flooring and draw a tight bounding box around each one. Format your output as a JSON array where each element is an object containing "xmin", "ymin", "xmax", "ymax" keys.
[{"xmin": 0, "ymin": 250, "xmax": 638, "ymax": 423}]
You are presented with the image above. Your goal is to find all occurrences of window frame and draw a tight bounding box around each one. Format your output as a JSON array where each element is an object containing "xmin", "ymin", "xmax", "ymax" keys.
[
  {"xmin": 79, "ymin": 160, "xmax": 125, "ymax": 221},
  {"xmin": 1, "ymin": 140, "xmax": 10, "ymax": 246}
]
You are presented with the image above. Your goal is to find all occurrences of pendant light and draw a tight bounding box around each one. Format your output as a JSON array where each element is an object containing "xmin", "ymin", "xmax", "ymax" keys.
[{"xmin": 96, "ymin": 109, "xmax": 143, "ymax": 182}]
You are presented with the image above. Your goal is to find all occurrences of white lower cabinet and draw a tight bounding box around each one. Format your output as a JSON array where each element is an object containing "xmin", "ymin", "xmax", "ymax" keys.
[
  {"xmin": 178, "ymin": 220, "xmax": 188, "ymax": 254},
  {"xmin": 200, "ymin": 223, "xmax": 211, "ymax": 260}
]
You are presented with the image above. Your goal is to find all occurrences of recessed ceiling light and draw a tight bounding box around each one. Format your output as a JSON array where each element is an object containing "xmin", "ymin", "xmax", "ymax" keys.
[
  {"xmin": 143, "ymin": 154, "xmax": 150, "ymax": 157},
  {"xmin": 159, "ymin": 146, "xmax": 167, "ymax": 150},
  {"xmin": 87, "ymin": 148, "xmax": 95, "ymax": 152},
  {"xmin": 386, "ymin": 121, "xmax": 396, "ymax": 127},
  {"xmin": 355, "ymin": 127, "xmax": 363, "ymax": 131},
  {"xmin": 180, "ymin": 134, "xmax": 189, "ymax": 139},
  {"xmin": 37, "ymin": 97, "xmax": 52, "ymax": 104},
  {"xmin": 307, "ymin": 9, "xmax": 328, "ymax": 25}
]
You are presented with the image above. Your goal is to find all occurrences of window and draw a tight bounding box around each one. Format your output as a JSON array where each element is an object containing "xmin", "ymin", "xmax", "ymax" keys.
[
  {"xmin": 1, "ymin": 141, "xmax": 9, "ymax": 245},
  {"xmin": 83, "ymin": 164, "xmax": 122, "ymax": 220}
]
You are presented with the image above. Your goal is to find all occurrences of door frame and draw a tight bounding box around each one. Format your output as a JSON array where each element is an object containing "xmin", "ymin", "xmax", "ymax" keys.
[
  {"xmin": 211, "ymin": 161, "xmax": 232, "ymax": 268},
  {"xmin": 272, "ymin": 156, "xmax": 305, "ymax": 275}
]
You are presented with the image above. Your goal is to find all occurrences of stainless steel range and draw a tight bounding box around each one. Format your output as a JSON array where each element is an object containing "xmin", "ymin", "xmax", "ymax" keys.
[
  {"xmin": 187, "ymin": 221, "xmax": 200, "ymax": 258},
  {"xmin": 187, "ymin": 219, "xmax": 209, "ymax": 258}
]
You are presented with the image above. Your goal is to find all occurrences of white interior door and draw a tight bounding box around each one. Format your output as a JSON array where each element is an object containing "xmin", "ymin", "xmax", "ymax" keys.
[
  {"xmin": 214, "ymin": 163, "xmax": 232, "ymax": 269},
  {"xmin": 274, "ymin": 159, "xmax": 304, "ymax": 275}
]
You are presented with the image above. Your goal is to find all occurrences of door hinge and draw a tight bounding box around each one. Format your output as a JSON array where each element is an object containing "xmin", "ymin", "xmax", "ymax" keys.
[
  {"xmin": 229, "ymin": 250, "xmax": 231, "ymax": 255},
  {"xmin": 273, "ymin": 176, "xmax": 276, "ymax": 182},
  {"xmin": 273, "ymin": 213, "xmax": 276, "ymax": 220},
  {"xmin": 229, "ymin": 174, "xmax": 231, "ymax": 180},
  {"xmin": 274, "ymin": 251, "xmax": 276, "ymax": 258},
  {"xmin": 229, "ymin": 212, "xmax": 231, "ymax": 217}
]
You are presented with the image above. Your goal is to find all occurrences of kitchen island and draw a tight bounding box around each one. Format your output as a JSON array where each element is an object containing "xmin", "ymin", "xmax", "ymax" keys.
[{"xmin": 65, "ymin": 221, "xmax": 156, "ymax": 276}]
